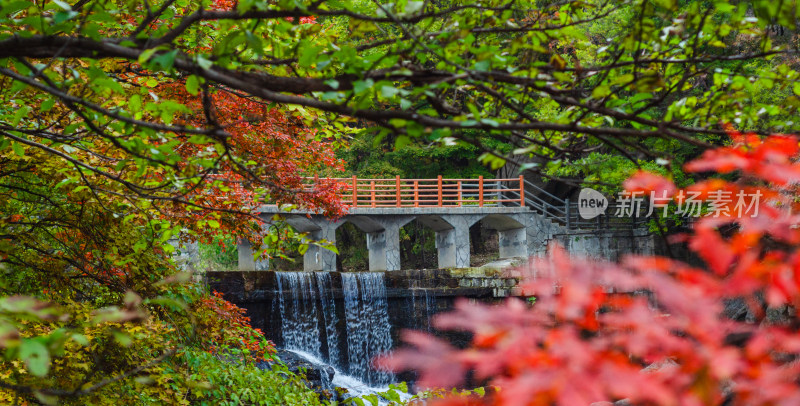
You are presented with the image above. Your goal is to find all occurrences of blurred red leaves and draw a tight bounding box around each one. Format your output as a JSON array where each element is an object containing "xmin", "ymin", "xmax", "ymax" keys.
[{"xmin": 381, "ymin": 130, "xmax": 800, "ymax": 405}]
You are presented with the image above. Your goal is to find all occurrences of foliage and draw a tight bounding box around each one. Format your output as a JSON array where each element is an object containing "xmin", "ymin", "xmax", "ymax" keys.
[
  {"xmin": 382, "ymin": 129, "xmax": 800, "ymax": 405},
  {"xmin": 169, "ymin": 349, "xmax": 322, "ymax": 406},
  {"xmin": 4, "ymin": 0, "xmax": 800, "ymax": 403},
  {"xmin": 194, "ymin": 290, "xmax": 275, "ymax": 363},
  {"xmin": 197, "ymin": 236, "xmax": 239, "ymax": 272},
  {"xmin": 3, "ymin": 0, "xmax": 799, "ymax": 178},
  {"xmin": 0, "ymin": 0, "xmax": 346, "ymax": 401},
  {"xmin": 338, "ymin": 131, "xmax": 500, "ymax": 179}
]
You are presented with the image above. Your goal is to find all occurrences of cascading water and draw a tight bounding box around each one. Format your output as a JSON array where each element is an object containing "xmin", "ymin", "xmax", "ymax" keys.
[
  {"xmin": 411, "ymin": 288, "xmax": 438, "ymax": 332},
  {"xmin": 275, "ymin": 271, "xmax": 395, "ymax": 388},
  {"xmin": 342, "ymin": 272, "xmax": 394, "ymax": 386},
  {"xmin": 315, "ymin": 271, "xmax": 340, "ymax": 369},
  {"xmin": 276, "ymin": 272, "xmax": 323, "ymax": 358}
]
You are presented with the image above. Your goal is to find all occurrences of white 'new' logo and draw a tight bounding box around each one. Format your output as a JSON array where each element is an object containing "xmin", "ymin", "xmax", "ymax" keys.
[{"xmin": 578, "ymin": 188, "xmax": 608, "ymax": 220}]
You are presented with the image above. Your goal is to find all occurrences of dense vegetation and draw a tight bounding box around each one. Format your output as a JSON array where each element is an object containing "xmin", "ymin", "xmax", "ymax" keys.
[{"xmin": 2, "ymin": 0, "xmax": 800, "ymax": 404}]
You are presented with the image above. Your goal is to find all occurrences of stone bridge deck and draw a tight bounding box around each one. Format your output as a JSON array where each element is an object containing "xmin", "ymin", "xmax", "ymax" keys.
[
  {"xmin": 233, "ymin": 176, "xmax": 653, "ymax": 272},
  {"xmin": 239, "ymin": 206, "xmax": 556, "ymax": 272}
]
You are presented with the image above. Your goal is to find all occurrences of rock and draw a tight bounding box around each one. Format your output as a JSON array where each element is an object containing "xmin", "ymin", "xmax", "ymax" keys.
[
  {"xmin": 722, "ymin": 298, "xmax": 756, "ymax": 323},
  {"xmin": 258, "ymin": 350, "xmax": 335, "ymax": 393}
]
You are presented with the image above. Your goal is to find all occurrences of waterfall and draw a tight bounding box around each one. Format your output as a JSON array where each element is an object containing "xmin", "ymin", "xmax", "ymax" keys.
[
  {"xmin": 275, "ymin": 271, "xmax": 394, "ymax": 386},
  {"xmin": 276, "ymin": 272, "xmax": 323, "ymax": 358},
  {"xmin": 342, "ymin": 272, "xmax": 394, "ymax": 386},
  {"xmin": 423, "ymin": 288, "xmax": 437, "ymax": 332},
  {"xmin": 315, "ymin": 271, "xmax": 340, "ymax": 369},
  {"xmin": 410, "ymin": 288, "xmax": 438, "ymax": 332}
]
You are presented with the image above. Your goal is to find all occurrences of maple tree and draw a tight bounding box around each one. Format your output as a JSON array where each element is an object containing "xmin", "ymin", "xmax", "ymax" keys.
[
  {"xmin": 382, "ymin": 129, "xmax": 800, "ymax": 405},
  {"xmin": 0, "ymin": 0, "xmax": 344, "ymax": 402},
  {"xmin": 3, "ymin": 0, "xmax": 800, "ymax": 403}
]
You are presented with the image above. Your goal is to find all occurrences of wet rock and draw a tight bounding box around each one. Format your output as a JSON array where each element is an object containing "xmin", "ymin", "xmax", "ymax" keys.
[
  {"xmin": 258, "ymin": 350, "xmax": 335, "ymax": 392},
  {"xmin": 722, "ymin": 298, "xmax": 756, "ymax": 323}
]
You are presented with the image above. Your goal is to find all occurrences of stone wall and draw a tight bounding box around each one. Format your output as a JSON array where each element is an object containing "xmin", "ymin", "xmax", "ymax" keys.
[
  {"xmin": 206, "ymin": 268, "xmax": 522, "ymax": 349},
  {"xmin": 523, "ymin": 211, "xmax": 660, "ymax": 261},
  {"xmin": 551, "ymin": 229, "xmax": 659, "ymax": 261}
]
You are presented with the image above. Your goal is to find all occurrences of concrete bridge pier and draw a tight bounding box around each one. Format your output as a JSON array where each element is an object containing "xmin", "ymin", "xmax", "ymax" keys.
[
  {"xmin": 482, "ymin": 214, "xmax": 529, "ymax": 259},
  {"xmin": 420, "ymin": 215, "xmax": 484, "ymax": 269},
  {"xmin": 281, "ymin": 214, "xmax": 418, "ymax": 272},
  {"xmin": 277, "ymin": 216, "xmax": 342, "ymax": 272},
  {"xmin": 302, "ymin": 229, "xmax": 334, "ymax": 271},
  {"xmin": 498, "ymin": 228, "xmax": 528, "ymax": 258},
  {"xmin": 237, "ymin": 239, "xmax": 270, "ymax": 272},
  {"xmin": 365, "ymin": 216, "xmax": 415, "ymax": 271}
]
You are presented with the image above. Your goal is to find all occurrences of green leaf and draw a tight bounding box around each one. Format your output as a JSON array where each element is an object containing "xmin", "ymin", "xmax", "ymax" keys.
[
  {"xmin": 11, "ymin": 105, "xmax": 30, "ymax": 127},
  {"xmin": 39, "ymin": 98, "xmax": 56, "ymax": 112},
  {"xmin": 380, "ymin": 85, "xmax": 399, "ymax": 98},
  {"xmin": 299, "ymin": 45, "xmax": 324, "ymax": 68},
  {"xmin": 1, "ymin": 1, "xmax": 33, "ymax": 16},
  {"xmin": 395, "ymin": 135, "xmax": 411, "ymax": 149},
  {"xmin": 185, "ymin": 75, "xmax": 201, "ymax": 96},
  {"xmin": 51, "ymin": 0, "xmax": 72, "ymax": 11},
  {"xmin": 380, "ymin": 389, "xmax": 401, "ymax": 402},
  {"xmin": 592, "ymin": 85, "xmax": 611, "ymax": 99},
  {"xmin": 152, "ymin": 50, "xmax": 178, "ymax": 70},
  {"xmin": 33, "ymin": 391, "xmax": 58, "ymax": 406},
  {"xmin": 19, "ymin": 340, "xmax": 50, "ymax": 377},
  {"xmin": 138, "ymin": 48, "xmax": 158, "ymax": 64},
  {"xmin": 197, "ymin": 55, "xmax": 213, "ymax": 70},
  {"xmin": 389, "ymin": 381, "xmax": 408, "ymax": 393},
  {"xmin": 362, "ymin": 394, "xmax": 379, "ymax": 406},
  {"xmin": 112, "ymin": 330, "xmax": 133, "ymax": 347},
  {"xmin": 353, "ymin": 79, "xmax": 374, "ymax": 94},
  {"xmin": 11, "ymin": 142, "xmax": 24, "ymax": 157},
  {"xmin": 71, "ymin": 334, "xmax": 89, "ymax": 346}
]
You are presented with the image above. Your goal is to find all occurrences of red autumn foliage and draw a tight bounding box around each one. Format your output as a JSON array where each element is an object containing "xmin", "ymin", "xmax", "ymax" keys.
[
  {"xmin": 195, "ymin": 290, "xmax": 275, "ymax": 362},
  {"xmin": 151, "ymin": 75, "xmax": 347, "ymax": 250},
  {"xmin": 624, "ymin": 170, "xmax": 677, "ymax": 198},
  {"xmin": 381, "ymin": 130, "xmax": 800, "ymax": 405}
]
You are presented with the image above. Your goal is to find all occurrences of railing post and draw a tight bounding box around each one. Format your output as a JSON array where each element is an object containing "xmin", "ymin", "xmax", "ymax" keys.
[
  {"xmin": 457, "ymin": 180, "xmax": 462, "ymax": 207},
  {"xmin": 396, "ymin": 175, "xmax": 401, "ymax": 207},
  {"xmin": 565, "ymin": 198, "xmax": 571, "ymax": 229},
  {"xmin": 519, "ymin": 175, "xmax": 525, "ymax": 207},
  {"xmin": 414, "ymin": 180, "xmax": 419, "ymax": 207},
  {"xmin": 437, "ymin": 175, "xmax": 443, "ymax": 206},
  {"xmin": 352, "ymin": 175, "xmax": 357, "ymax": 207},
  {"xmin": 478, "ymin": 175, "xmax": 484, "ymax": 207},
  {"xmin": 371, "ymin": 180, "xmax": 376, "ymax": 208}
]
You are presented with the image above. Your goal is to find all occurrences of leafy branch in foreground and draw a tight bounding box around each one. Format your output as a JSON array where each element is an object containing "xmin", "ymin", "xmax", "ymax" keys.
[{"xmin": 3, "ymin": 0, "xmax": 800, "ymax": 177}]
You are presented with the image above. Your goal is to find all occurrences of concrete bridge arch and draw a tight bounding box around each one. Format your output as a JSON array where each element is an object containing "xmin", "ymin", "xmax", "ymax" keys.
[{"xmin": 238, "ymin": 208, "xmax": 535, "ymax": 272}]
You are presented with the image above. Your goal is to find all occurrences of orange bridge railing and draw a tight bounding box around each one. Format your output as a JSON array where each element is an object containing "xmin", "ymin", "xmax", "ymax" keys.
[{"xmin": 321, "ymin": 175, "xmax": 526, "ymax": 208}]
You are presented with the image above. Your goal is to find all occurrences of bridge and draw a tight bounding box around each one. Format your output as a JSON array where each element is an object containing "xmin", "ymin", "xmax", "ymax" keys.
[{"xmin": 236, "ymin": 176, "xmax": 651, "ymax": 272}]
